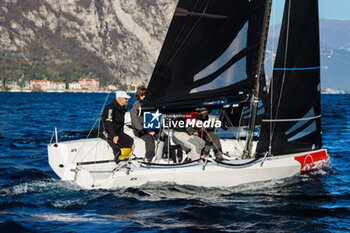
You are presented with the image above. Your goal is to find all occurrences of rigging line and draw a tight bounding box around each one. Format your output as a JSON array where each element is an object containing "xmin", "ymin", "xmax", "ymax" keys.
[
  {"xmin": 203, "ymin": 128, "xmax": 222, "ymax": 155},
  {"xmin": 58, "ymin": 117, "xmax": 96, "ymax": 140},
  {"xmin": 92, "ymin": 117, "xmax": 102, "ymax": 185},
  {"xmin": 269, "ymin": 0, "xmax": 277, "ymax": 154},
  {"xmin": 271, "ymin": 0, "xmax": 291, "ymax": 145},
  {"xmin": 242, "ymin": 105, "xmax": 253, "ymax": 157},
  {"xmin": 263, "ymin": 115, "xmax": 321, "ymax": 122},
  {"xmin": 152, "ymin": 0, "xmax": 201, "ymax": 75},
  {"xmin": 72, "ymin": 116, "xmax": 101, "ymax": 163},
  {"xmin": 99, "ymin": 24, "xmax": 137, "ymax": 116},
  {"xmin": 238, "ymin": 106, "xmax": 249, "ymax": 141},
  {"xmin": 58, "ymin": 25, "xmax": 137, "ymax": 162},
  {"xmin": 215, "ymin": 157, "xmax": 260, "ymax": 167},
  {"xmin": 71, "ymin": 24, "xmax": 137, "ymax": 166},
  {"xmin": 167, "ymin": 0, "xmax": 212, "ymax": 67},
  {"xmin": 82, "ymin": 25, "xmax": 138, "ymax": 167},
  {"xmin": 223, "ymin": 109, "xmax": 243, "ymax": 145},
  {"xmin": 222, "ymin": 110, "xmax": 245, "ymax": 152}
]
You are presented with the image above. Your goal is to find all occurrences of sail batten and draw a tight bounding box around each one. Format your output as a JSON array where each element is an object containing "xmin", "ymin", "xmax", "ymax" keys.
[{"xmin": 262, "ymin": 115, "xmax": 321, "ymax": 122}]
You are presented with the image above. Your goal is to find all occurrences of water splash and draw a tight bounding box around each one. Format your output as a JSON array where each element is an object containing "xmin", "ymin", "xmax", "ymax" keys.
[{"xmin": 6, "ymin": 179, "xmax": 81, "ymax": 195}]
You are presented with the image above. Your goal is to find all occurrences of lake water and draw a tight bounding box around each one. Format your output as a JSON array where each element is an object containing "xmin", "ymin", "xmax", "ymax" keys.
[{"xmin": 0, "ymin": 92, "xmax": 349, "ymax": 232}]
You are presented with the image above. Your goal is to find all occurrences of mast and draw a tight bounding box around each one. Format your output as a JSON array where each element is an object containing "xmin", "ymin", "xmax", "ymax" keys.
[{"xmin": 243, "ymin": 0, "xmax": 273, "ymax": 159}]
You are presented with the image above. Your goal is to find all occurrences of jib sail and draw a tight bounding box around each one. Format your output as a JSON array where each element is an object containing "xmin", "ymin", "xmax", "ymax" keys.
[{"xmin": 257, "ymin": 0, "xmax": 322, "ymax": 155}]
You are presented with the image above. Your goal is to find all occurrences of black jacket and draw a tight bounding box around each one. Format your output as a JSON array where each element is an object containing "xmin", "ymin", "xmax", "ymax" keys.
[{"xmin": 99, "ymin": 99, "xmax": 126, "ymax": 140}]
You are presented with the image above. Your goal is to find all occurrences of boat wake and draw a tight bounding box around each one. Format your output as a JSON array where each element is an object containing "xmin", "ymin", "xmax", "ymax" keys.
[{"xmin": 3, "ymin": 179, "xmax": 82, "ymax": 196}]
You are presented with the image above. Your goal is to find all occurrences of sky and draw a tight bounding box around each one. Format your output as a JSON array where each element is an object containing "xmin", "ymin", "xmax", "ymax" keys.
[
  {"xmin": 272, "ymin": 0, "xmax": 350, "ymax": 24},
  {"xmin": 319, "ymin": 0, "xmax": 350, "ymax": 20}
]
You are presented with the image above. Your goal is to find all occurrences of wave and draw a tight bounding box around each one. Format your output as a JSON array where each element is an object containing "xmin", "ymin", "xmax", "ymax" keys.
[{"xmin": 3, "ymin": 179, "xmax": 81, "ymax": 196}]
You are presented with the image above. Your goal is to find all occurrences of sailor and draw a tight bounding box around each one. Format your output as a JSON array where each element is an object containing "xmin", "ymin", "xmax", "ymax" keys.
[
  {"xmin": 99, "ymin": 90, "xmax": 134, "ymax": 162},
  {"xmin": 130, "ymin": 85, "xmax": 157, "ymax": 162},
  {"xmin": 172, "ymin": 112, "xmax": 204, "ymax": 162},
  {"xmin": 197, "ymin": 110, "xmax": 224, "ymax": 161}
]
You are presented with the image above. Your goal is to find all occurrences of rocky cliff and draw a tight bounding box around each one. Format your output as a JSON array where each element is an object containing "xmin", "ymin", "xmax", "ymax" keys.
[
  {"xmin": 0, "ymin": 0, "xmax": 177, "ymax": 85},
  {"xmin": 1, "ymin": 1, "xmax": 350, "ymax": 90}
]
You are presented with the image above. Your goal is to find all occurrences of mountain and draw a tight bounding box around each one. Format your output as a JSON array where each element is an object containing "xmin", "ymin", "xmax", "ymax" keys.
[
  {"xmin": 320, "ymin": 19, "xmax": 350, "ymax": 51},
  {"xmin": 0, "ymin": 1, "xmax": 349, "ymax": 90},
  {"xmin": 265, "ymin": 19, "xmax": 350, "ymax": 91},
  {"xmin": 0, "ymin": 0, "xmax": 177, "ymax": 86}
]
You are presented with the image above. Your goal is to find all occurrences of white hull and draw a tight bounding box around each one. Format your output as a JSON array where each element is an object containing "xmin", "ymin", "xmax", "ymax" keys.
[{"xmin": 48, "ymin": 128, "xmax": 329, "ymax": 189}]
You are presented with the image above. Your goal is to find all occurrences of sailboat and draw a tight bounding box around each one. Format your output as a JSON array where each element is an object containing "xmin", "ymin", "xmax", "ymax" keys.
[{"xmin": 48, "ymin": 0, "xmax": 329, "ymax": 189}]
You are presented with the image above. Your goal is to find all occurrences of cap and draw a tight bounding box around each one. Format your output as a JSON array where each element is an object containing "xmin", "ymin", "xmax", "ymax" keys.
[{"xmin": 115, "ymin": 90, "xmax": 131, "ymax": 99}]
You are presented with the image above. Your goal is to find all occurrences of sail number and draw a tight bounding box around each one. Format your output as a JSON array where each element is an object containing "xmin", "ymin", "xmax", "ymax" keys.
[
  {"xmin": 294, "ymin": 151, "xmax": 329, "ymax": 172},
  {"xmin": 301, "ymin": 158, "xmax": 327, "ymax": 171}
]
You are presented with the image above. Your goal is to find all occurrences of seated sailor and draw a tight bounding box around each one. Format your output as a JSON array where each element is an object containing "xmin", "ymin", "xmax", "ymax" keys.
[
  {"xmin": 130, "ymin": 85, "xmax": 157, "ymax": 162},
  {"xmin": 197, "ymin": 110, "xmax": 224, "ymax": 161},
  {"xmin": 171, "ymin": 112, "xmax": 204, "ymax": 162},
  {"xmin": 99, "ymin": 91, "xmax": 134, "ymax": 163}
]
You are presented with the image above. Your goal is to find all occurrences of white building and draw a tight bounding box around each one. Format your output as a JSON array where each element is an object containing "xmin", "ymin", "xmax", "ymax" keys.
[
  {"xmin": 69, "ymin": 82, "xmax": 82, "ymax": 90},
  {"xmin": 50, "ymin": 82, "xmax": 66, "ymax": 90}
]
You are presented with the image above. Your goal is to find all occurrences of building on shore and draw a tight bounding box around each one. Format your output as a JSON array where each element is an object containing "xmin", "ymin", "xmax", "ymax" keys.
[
  {"xmin": 50, "ymin": 82, "xmax": 66, "ymax": 91},
  {"xmin": 68, "ymin": 82, "xmax": 82, "ymax": 90},
  {"xmin": 322, "ymin": 88, "xmax": 346, "ymax": 94},
  {"xmin": 4, "ymin": 81, "xmax": 19, "ymax": 90},
  {"xmin": 8, "ymin": 77, "xmax": 101, "ymax": 92},
  {"xmin": 29, "ymin": 80, "xmax": 65, "ymax": 91},
  {"xmin": 78, "ymin": 78, "xmax": 99, "ymax": 91},
  {"xmin": 29, "ymin": 80, "xmax": 51, "ymax": 91}
]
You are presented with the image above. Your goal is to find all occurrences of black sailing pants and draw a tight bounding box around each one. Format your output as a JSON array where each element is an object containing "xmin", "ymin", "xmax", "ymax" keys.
[
  {"xmin": 102, "ymin": 132, "xmax": 134, "ymax": 158},
  {"xmin": 204, "ymin": 130, "xmax": 222, "ymax": 152},
  {"xmin": 139, "ymin": 133, "xmax": 156, "ymax": 161}
]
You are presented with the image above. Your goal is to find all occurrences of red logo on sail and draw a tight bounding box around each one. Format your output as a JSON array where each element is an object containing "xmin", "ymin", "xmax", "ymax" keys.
[{"xmin": 294, "ymin": 150, "xmax": 328, "ymax": 171}]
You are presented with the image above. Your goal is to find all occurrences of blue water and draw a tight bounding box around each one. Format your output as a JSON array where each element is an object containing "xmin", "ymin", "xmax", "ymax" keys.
[{"xmin": 0, "ymin": 92, "xmax": 349, "ymax": 232}]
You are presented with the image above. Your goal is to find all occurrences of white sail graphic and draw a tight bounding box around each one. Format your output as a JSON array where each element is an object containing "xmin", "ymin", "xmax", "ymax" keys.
[{"xmin": 190, "ymin": 23, "xmax": 248, "ymax": 93}]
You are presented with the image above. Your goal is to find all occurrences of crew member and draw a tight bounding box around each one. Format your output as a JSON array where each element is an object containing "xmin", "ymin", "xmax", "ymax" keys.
[
  {"xmin": 130, "ymin": 85, "xmax": 157, "ymax": 162},
  {"xmin": 99, "ymin": 91, "xmax": 134, "ymax": 162}
]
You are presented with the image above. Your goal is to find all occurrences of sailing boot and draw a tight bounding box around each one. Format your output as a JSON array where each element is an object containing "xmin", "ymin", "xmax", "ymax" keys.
[
  {"xmin": 145, "ymin": 151, "xmax": 155, "ymax": 163},
  {"xmin": 214, "ymin": 149, "xmax": 224, "ymax": 161},
  {"xmin": 201, "ymin": 144, "xmax": 211, "ymax": 157}
]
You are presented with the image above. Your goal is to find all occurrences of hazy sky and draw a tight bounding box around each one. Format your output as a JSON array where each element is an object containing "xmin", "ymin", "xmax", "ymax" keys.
[{"xmin": 272, "ymin": 0, "xmax": 350, "ymax": 24}]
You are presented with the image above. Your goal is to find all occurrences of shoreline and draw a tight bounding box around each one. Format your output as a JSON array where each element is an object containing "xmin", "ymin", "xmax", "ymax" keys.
[
  {"xmin": 1, "ymin": 90, "xmax": 349, "ymax": 95},
  {"xmin": 0, "ymin": 90, "xmax": 133, "ymax": 93}
]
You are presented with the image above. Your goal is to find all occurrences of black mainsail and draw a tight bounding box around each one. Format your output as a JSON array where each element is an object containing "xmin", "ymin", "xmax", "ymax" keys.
[
  {"xmin": 143, "ymin": 0, "xmax": 268, "ymax": 109},
  {"xmin": 257, "ymin": 0, "xmax": 322, "ymax": 155}
]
